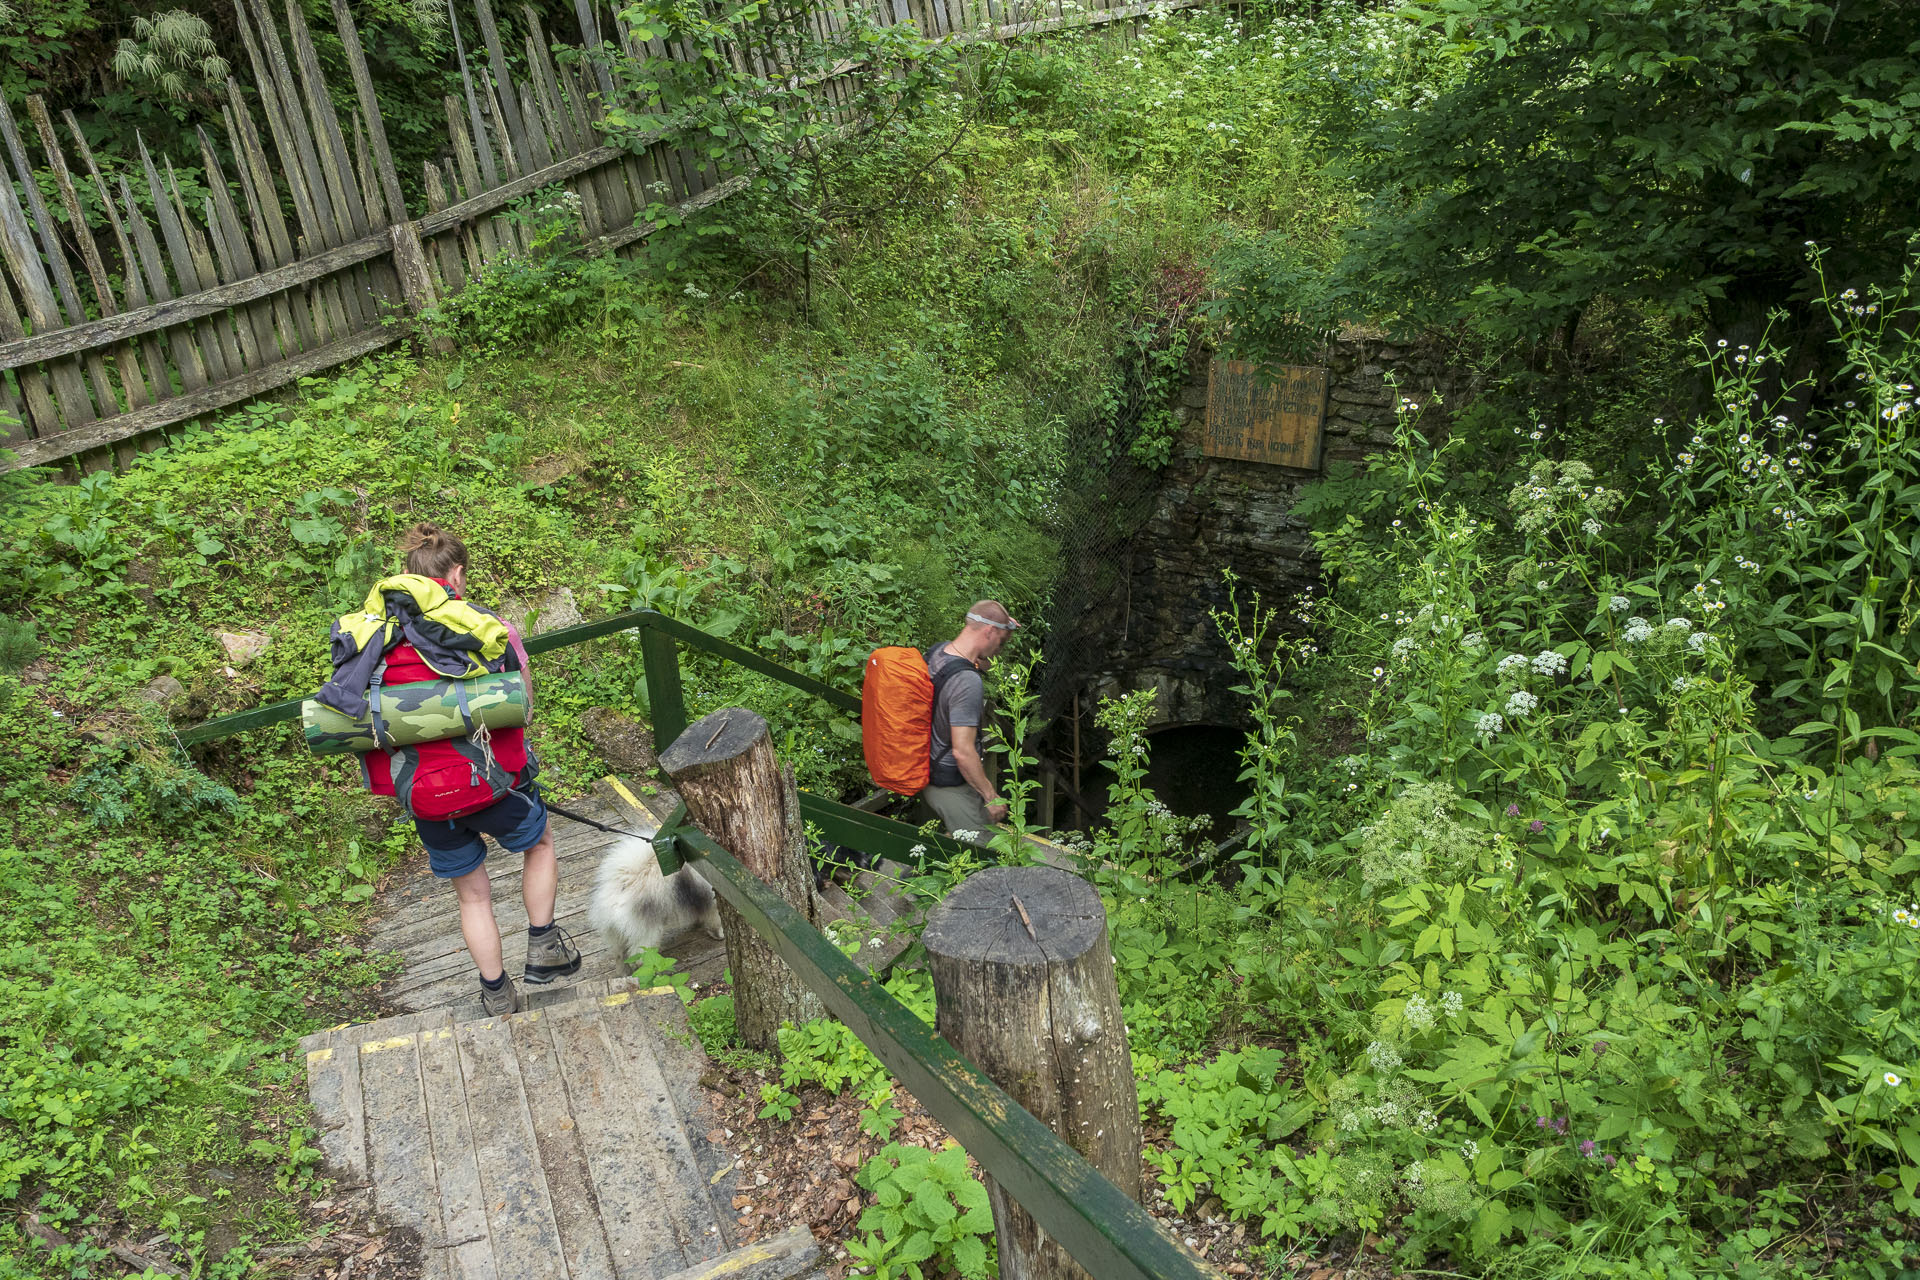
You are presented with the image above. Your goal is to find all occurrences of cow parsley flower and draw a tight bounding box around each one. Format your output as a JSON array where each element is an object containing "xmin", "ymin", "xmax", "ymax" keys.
[
  {"xmin": 1460, "ymin": 1139, "xmax": 1479, "ymax": 1161},
  {"xmin": 1688, "ymin": 631, "xmax": 1708, "ymax": 652},
  {"xmin": 1475, "ymin": 712, "xmax": 1505, "ymax": 738},
  {"xmin": 1497, "ymin": 653, "xmax": 1530, "ymax": 677},
  {"xmin": 1622, "ymin": 618, "xmax": 1654, "ymax": 644},
  {"xmin": 1439, "ymin": 990, "xmax": 1464, "ymax": 1017},
  {"xmin": 1608, "ymin": 595, "xmax": 1631, "ymax": 613},
  {"xmin": 1506, "ymin": 690, "xmax": 1539, "ymax": 717},
  {"xmin": 1461, "ymin": 631, "xmax": 1486, "ymax": 652},
  {"xmin": 1404, "ymin": 995, "xmax": 1436, "ymax": 1032},
  {"xmin": 1366, "ymin": 1041, "xmax": 1403, "ymax": 1074},
  {"xmin": 1531, "ymin": 650, "xmax": 1568, "ymax": 677}
]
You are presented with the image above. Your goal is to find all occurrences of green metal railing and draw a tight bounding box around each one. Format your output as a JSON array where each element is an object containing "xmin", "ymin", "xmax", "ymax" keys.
[{"xmin": 180, "ymin": 607, "xmax": 1217, "ymax": 1280}]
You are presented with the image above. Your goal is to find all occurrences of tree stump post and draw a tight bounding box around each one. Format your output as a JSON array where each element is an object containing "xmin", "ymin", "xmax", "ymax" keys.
[
  {"xmin": 923, "ymin": 865, "xmax": 1143, "ymax": 1280},
  {"xmin": 659, "ymin": 707, "xmax": 824, "ymax": 1049}
]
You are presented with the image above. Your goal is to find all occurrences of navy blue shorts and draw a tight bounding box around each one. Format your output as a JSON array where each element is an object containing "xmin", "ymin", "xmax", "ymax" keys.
[{"xmin": 416, "ymin": 786, "xmax": 550, "ymax": 879}]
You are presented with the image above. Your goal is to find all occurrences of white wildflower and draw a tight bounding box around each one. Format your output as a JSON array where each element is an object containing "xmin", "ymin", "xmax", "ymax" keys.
[
  {"xmin": 1505, "ymin": 690, "xmax": 1539, "ymax": 717},
  {"xmin": 1622, "ymin": 618, "xmax": 1654, "ymax": 644},
  {"xmin": 1607, "ymin": 595, "xmax": 1631, "ymax": 613},
  {"xmin": 1496, "ymin": 653, "xmax": 1530, "ymax": 677},
  {"xmin": 1366, "ymin": 1041, "xmax": 1403, "ymax": 1074},
  {"xmin": 1439, "ymin": 990, "xmax": 1464, "ymax": 1018},
  {"xmin": 1404, "ymin": 994, "xmax": 1436, "ymax": 1032},
  {"xmin": 1530, "ymin": 650, "xmax": 1568, "ymax": 677},
  {"xmin": 1475, "ymin": 712, "xmax": 1504, "ymax": 739},
  {"xmin": 1461, "ymin": 1139, "xmax": 1479, "ymax": 1161}
]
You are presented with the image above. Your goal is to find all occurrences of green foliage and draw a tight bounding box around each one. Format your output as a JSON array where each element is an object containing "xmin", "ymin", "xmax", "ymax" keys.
[
  {"xmin": 604, "ymin": 0, "xmax": 978, "ymax": 318},
  {"xmin": 1339, "ymin": 0, "xmax": 1920, "ymax": 340},
  {"xmin": 847, "ymin": 1142, "xmax": 996, "ymax": 1280},
  {"xmin": 1085, "ymin": 266, "xmax": 1920, "ymax": 1272}
]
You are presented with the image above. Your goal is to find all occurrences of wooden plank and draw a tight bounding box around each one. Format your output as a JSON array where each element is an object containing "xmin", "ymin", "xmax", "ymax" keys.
[
  {"xmin": 351, "ymin": 115, "xmax": 387, "ymax": 229},
  {"xmin": 0, "ymin": 113, "xmax": 97, "ymax": 429},
  {"xmin": 0, "ymin": 267, "xmax": 60, "ymax": 439},
  {"xmin": 214, "ymin": 112, "xmax": 314, "ymax": 353},
  {"xmin": 418, "ymin": 144, "xmax": 627, "ymax": 239},
  {"xmin": 0, "ymin": 323, "xmax": 399, "ymax": 471},
  {"xmin": 507, "ymin": 1006, "xmax": 621, "ymax": 1280},
  {"xmin": 199, "ymin": 199, "xmax": 267, "ymax": 369},
  {"xmin": 65, "ymin": 113, "xmax": 174, "ymax": 402},
  {"xmin": 243, "ymin": 0, "xmax": 367, "ymax": 331},
  {"xmin": 284, "ymin": 0, "xmax": 394, "ymax": 317},
  {"xmin": 23, "ymin": 97, "xmax": 148, "ymax": 413},
  {"xmin": 285, "ymin": 0, "xmax": 370, "ymax": 241},
  {"xmin": 421, "ymin": 164, "xmax": 468, "ymax": 294},
  {"xmin": 595, "ymin": 995, "xmax": 731, "ymax": 1259},
  {"xmin": 452, "ymin": 1017, "xmax": 569, "ymax": 1280},
  {"xmin": 515, "ymin": 80, "xmax": 556, "ymax": 173},
  {"xmin": 448, "ymin": 1, "xmax": 502, "ymax": 191},
  {"xmin": 0, "ymin": 95, "xmax": 118, "ymax": 416},
  {"xmin": 0, "ymin": 228, "xmax": 389, "ymax": 369},
  {"xmin": 572, "ymin": 0, "xmax": 617, "ymax": 95},
  {"xmin": 329, "ymin": 0, "xmax": 408, "ymax": 221},
  {"xmin": 205, "ymin": 174, "xmax": 293, "ymax": 365},
  {"xmin": 542, "ymin": 998, "xmax": 693, "ymax": 1277},
  {"xmin": 143, "ymin": 145, "xmax": 234, "ymax": 381},
  {"xmin": 304, "ymin": 1038, "xmax": 370, "ymax": 1185},
  {"xmin": 445, "ymin": 98, "xmax": 502, "ymax": 262},
  {"xmin": 227, "ymin": 92, "xmax": 324, "ymax": 349},
  {"xmin": 417, "ymin": 1024, "xmax": 499, "ymax": 1280},
  {"xmin": 356, "ymin": 1025, "xmax": 452, "ymax": 1280},
  {"xmin": 474, "ymin": 0, "xmax": 532, "ymax": 172}
]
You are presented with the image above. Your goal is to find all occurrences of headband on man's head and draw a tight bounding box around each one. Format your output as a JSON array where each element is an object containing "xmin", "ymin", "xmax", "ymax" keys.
[{"xmin": 966, "ymin": 611, "xmax": 1018, "ymax": 631}]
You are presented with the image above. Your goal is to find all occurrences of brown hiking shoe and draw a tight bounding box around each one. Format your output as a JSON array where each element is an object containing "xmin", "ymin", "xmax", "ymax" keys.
[{"xmin": 480, "ymin": 976, "xmax": 522, "ymax": 1017}]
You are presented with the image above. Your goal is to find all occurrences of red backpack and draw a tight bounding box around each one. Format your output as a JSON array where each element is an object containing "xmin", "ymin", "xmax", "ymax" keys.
[{"xmin": 862, "ymin": 647, "xmax": 970, "ymax": 796}]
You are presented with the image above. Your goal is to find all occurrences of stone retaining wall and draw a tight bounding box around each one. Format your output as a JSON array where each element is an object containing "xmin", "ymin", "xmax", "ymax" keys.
[{"xmin": 1067, "ymin": 332, "xmax": 1468, "ymax": 731}]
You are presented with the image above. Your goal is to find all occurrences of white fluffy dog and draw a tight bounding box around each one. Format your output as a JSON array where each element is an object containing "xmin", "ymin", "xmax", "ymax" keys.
[{"xmin": 587, "ymin": 835, "xmax": 725, "ymax": 965}]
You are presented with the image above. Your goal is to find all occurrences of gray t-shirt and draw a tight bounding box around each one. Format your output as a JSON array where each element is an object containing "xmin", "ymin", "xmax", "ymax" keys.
[{"xmin": 926, "ymin": 645, "xmax": 983, "ymax": 788}]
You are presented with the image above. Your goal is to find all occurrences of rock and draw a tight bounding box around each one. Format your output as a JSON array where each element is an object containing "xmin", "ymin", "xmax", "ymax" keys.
[
  {"xmin": 217, "ymin": 630, "xmax": 271, "ymax": 667},
  {"xmin": 500, "ymin": 586, "xmax": 584, "ymax": 636},
  {"xmin": 579, "ymin": 706, "xmax": 657, "ymax": 776},
  {"xmin": 141, "ymin": 675, "xmax": 186, "ymax": 707}
]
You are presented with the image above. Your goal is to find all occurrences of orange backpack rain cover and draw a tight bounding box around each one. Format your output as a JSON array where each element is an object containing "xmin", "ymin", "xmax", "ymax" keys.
[{"xmin": 863, "ymin": 647, "xmax": 934, "ymax": 796}]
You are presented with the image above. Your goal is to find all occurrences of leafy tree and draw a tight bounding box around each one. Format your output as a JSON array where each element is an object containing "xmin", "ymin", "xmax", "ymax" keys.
[
  {"xmin": 1338, "ymin": 0, "xmax": 1920, "ymax": 347},
  {"xmin": 599, "ymin": 0, "xmax": 986, "ymax": 319}
]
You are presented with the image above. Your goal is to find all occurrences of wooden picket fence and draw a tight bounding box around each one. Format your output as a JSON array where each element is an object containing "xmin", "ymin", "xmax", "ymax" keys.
[{"xmin": 0, "ymin": 0, "xmax": 1194, "ymax": 473}]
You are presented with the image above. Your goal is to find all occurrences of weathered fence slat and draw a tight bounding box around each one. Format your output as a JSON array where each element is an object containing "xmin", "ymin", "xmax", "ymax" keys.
[
  {"xmin": 0, "ymin": 267, "xmax": 61, "ymax": 439},
  {"xmin": 25, "ymin": 98, "xmax": 149, "ymax": 414},
  {"xmin": 329, "ymin": 0, "xmax": 408, "ymax": 222},
  {"xmin": 117, "ymin": 177, "xmax": 212, "ymax": 393},
  {"xmin": 66, "ymin": 114, "xmax": 175, "ymax": 404},
  {"xmin": 141, "ymin": 143, "xmax": 234, "ymax": 382},
  {"xmin": 475, "ymin": 0, "xmax": 533, "ymax": 172}
]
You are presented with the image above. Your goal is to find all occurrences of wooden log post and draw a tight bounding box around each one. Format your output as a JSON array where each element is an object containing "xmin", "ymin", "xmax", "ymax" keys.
[
  {"xmin": 924, "ymin": 865, "xmax": 1144, "ymax": 1280},
  {"xmin": 659, "ymin": 708, "xmax": 824, "ymax": 1049},
  {"xmin": 389, "ymin": 220, "xmax": 454, "ymax": 354}
]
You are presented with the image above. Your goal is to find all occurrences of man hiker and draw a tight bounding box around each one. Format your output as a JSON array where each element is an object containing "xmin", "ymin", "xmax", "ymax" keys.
[
  {"xmin": 341, "ymin": 524, "xmax": 579, "ymax": 1016},
  {"xmin": 919, "ymin": 601, "xmax": 1019, "ymax": 837}
]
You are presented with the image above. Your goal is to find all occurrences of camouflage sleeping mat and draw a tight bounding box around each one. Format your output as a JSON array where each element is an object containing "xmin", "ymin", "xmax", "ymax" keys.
[{"xmin": 302, "ymin": 671, "xmax": 528, "ymax": 755}]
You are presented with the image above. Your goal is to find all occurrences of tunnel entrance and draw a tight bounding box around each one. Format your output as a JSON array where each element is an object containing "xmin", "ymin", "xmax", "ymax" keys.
[{"xmin": 1043, "ymin": 717, "xmax": 1251, "ymax": 850}]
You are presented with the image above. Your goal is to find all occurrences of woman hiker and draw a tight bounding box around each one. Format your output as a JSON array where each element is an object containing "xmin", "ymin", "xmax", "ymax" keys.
[{"xmin": 330, "ymin": 523, "xmax": 580, "ymax": 1015}]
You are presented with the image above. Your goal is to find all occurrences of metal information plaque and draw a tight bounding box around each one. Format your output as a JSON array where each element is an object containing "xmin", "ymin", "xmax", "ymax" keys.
[{"xmin": 1203, "ymin": 359, "xmax": 1329, "ymax": 470}]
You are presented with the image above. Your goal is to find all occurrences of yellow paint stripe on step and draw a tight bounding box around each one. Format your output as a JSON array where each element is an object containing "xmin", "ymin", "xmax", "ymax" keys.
[
  {"xmin": 690, "ymin": 1240, "xmax": 786, "ymax": 1276},
  {"xmin": 307, "ymin": 1048, "xmax": 333, "ymax": 1064},
  {"xmin": 360, "ymin": 1035, "xmax": 416, "ymax": 1054},
  {"xmin": 604, "ymin": 775, "xmax": 651, "ymax": 819},
  {"xmin": 603, "ymin": 992, "xmax": 631, "ymax": 1007}
]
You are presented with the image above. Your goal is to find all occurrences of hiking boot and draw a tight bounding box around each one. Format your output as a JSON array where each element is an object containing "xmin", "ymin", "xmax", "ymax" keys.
[
  {"xmin": 524, "ymin": 924, "xmax": 582, "ymax": 986},
  {"xmin": 480, "ymin": 976, "xmax": 522, "ymax": 1017}
]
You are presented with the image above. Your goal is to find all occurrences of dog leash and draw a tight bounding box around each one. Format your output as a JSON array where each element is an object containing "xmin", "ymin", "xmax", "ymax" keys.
[{"xmin": 541, "ymin": 799, "xmax": 635, "ymax": 836}]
